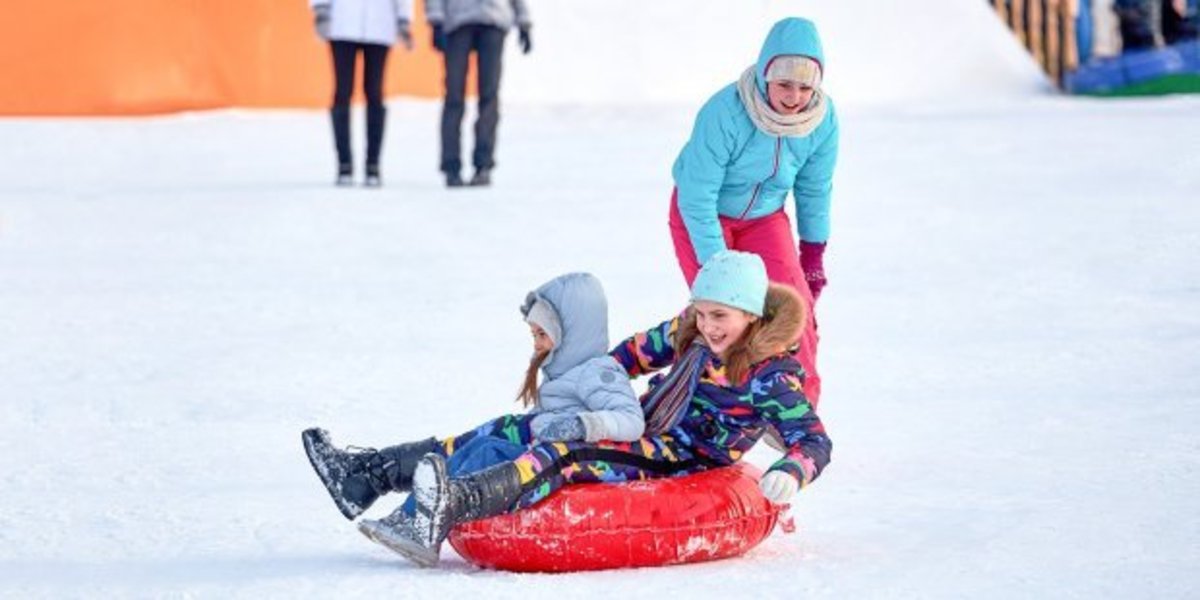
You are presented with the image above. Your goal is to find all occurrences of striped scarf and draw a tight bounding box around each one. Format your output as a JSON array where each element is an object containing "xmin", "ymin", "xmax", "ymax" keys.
[{"xmin": 641, "ymin": 341, "xmax": 711, "ymax": 436}]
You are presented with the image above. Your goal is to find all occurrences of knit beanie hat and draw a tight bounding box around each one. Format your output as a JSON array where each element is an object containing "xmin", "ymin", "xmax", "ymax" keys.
[
  {"xmin": 765, "ymin": 55, "xmax": 822, "ymax": 88},
  {"xmin": 690, "ymin": 250, "xmax": 769, "ymax": 316},
  {"xmin": 521, "ymin": 293, "xmax": 563, "ymax": 348}
]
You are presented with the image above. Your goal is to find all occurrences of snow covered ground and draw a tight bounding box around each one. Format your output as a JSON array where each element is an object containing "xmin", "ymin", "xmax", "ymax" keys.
[{"xmin": 2, "ymin": 2, "xmax": 1199, "ymax": 598}]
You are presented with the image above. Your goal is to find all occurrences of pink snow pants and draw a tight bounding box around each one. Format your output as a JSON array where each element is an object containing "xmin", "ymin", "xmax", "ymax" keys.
[{"xmin": 669, "ymin": 189, "xmax": 821, "ymax": 406}]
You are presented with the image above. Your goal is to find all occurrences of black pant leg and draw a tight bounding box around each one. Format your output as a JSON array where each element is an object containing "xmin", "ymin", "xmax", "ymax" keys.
[
  {"xmin": 330, "ymin": 41, "xmax": 359, "ymax": 166},
  {"xmin": 472, "ymin": 26, "xmax": 506, "ymax": 171},
  {"xmin": 362, "ymin": 43, "xmax": 390, "ymax": 167},
  {"xmin": 440, "ymin": 27, "xmax": 474, "ymax": 175}
]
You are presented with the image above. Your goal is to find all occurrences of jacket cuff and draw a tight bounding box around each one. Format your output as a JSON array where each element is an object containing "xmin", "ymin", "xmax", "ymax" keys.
[{"xmin": 577, "ymin": 412, "xmax": 607, "ymax": 443}]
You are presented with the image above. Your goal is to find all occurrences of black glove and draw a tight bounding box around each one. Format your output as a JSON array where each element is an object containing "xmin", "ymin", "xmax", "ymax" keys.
[
  {"xmin": 396, "ymin": 19, "xmax": 413, "ymax": 50},
  {"xmin": 313, "ymin": 5, "xmax": 331, "ymax": 40},
  {"xmin": 518, "ymin": 26, "xmax": 532, "ymax": 54},
  {"xmin": 432, "ymin": 23, "xmax": 447, "ymax": 52}
]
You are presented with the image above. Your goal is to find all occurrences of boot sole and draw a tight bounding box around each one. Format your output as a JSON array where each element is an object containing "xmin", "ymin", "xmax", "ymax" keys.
[
  {"xmin": 358, "ymin": 520, "xmax": 440, "ymax": 568},
  {"xmin": 357, "ymin": 519, "xmax": 382, "ymax": 545},
  {"xmin": 302, "ymin": 429, "xmax": 363, "ymax": 520}
]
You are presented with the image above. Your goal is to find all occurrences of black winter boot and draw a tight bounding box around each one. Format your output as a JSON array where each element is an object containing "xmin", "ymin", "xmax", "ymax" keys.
[
  {"xmin": 379, "ymin": 454, "xmax": 523, "ymax": 567},
  {"xmin": 468, "ymin": 167, "xmax": 491, "ymax": 187},
  {"xmin": 364, "ymin": 162, "xmax": 381, "ymax": 188},
  {"xmin": 365, "ymin": 105, "xmax": 386, "ymax": 177},
  {"xmin": 330, "ymin": 106, "xmax": 353, "ymax": 178},
  {"xmin": 301, "ymin": 428, "xmax": 441, "ymax": 520}
]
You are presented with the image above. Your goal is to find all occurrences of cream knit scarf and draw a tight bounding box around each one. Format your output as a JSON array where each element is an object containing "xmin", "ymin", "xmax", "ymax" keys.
[{"xmin": 737, "ymin": 65, "xmax": 827, "ymax": 137}]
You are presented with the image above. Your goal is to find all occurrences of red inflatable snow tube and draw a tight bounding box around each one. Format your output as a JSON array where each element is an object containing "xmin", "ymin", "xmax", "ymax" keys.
[{"xmin": 448, "ymin": 463, "xmax": 785, "ymax": 572}]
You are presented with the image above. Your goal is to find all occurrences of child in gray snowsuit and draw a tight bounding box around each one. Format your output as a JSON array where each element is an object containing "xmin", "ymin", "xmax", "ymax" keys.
[{"xmin": 302, "ymin": 272, "xmax": 645, "ymax": 548}]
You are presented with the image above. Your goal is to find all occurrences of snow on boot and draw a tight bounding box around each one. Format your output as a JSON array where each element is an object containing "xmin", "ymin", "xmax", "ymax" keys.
[
  {"xmin": 301, "ymin": 428, "xmax": 439, "ymax": 520},
  {"xmin": 384, "ymin": 454, "xmax": 523, "ymax": 567},
  {"xmin": 357, "ymin": 504, "xmax": 412, "ymax": 548}
]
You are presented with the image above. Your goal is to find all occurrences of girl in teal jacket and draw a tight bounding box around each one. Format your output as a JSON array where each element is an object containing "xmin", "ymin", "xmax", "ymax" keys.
[{"xmin": 669, "ymin": 17, "xmax": 839, "ymax": 407}]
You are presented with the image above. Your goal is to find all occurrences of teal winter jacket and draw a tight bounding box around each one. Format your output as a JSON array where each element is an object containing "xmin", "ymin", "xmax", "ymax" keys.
[{"xmin": 672, "ymin": 17, "xmax": 840, "ymax": 265}]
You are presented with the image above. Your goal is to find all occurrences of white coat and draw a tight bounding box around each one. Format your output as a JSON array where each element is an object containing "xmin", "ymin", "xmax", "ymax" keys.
[{"xmin": 310, "ymin": 0, "xmax": 413, "ymax": 46}]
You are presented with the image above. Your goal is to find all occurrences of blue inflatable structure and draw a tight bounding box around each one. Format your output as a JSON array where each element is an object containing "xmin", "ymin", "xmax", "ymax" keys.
[{"xmin": 1065, "ymin": 40, "xmax": 1200, "ymax": 95}]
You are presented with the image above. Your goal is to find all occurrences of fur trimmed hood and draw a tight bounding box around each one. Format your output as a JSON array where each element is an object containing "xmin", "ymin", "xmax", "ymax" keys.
[
  {"xmin": 678, "ymin": 283, "xmax": 807, "ymax": 373},
  {"xmin": 743, "ymin": 284, "xmax": 807, "ymax": 364}
]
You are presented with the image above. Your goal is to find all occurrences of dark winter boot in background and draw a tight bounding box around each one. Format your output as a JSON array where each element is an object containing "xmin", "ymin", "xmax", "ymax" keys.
[
  {"xmin": 377, "ymin": 454, "xmax": 523, "ymax": 567},
  {"xmin": 330, "ymin": 106, "xmax": 353, "ymax": 185},
  {"xmin": 468, "ymin": 168, "xmax": 491, "ymax": 187},
  {"xmin": 301, "ymin": 428, "xmax": 441, "ymax": 520},
  {"xmin": 364, "ymin": 105, "xmax": 386, "ymax": 188},
  {"xmin": 444, "ymin": 171, "xmax": 464, "ymax": 188},
  {"xmin": 364, "ymin": 163, "xmax": 381, "ymax": 188},
  {"xmin": 337, "ymin": 162, "xmax": 353, "ymax": 187}
]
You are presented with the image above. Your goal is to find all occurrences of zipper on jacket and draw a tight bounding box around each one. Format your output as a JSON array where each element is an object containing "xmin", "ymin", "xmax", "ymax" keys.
[{"xmin": 738, "ymin": 137, "xmax": 783, "ymax": 220}]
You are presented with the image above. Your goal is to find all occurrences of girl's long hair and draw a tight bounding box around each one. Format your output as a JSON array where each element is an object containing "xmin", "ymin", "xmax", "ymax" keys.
[{"xmin": 516, "ymin": 350, "xmax": 550, "ymax": 407}]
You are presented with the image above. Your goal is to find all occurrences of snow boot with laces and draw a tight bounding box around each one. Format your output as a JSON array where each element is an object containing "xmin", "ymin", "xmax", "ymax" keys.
[{"xmin": 301, "ymin": 427, "xmax": 440, "ymax": 520}]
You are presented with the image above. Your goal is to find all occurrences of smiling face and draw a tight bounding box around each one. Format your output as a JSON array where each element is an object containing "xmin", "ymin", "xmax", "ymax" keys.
[
  {"xmin": 766, "ymin": 80, "xmax": 815, "ymax": 115},
  {"xmin": 693, "ymin": 300, "xmax": 758, "ymax": 357},
  {"xmin": 529, "ymin": 323, "xmax": 554, "ymax": 354}
]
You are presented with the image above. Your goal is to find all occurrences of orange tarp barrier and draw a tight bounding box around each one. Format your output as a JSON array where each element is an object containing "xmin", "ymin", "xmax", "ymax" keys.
[{"xmin": 0, "ymin": 1, "xmax": 446, "ymax": 116}]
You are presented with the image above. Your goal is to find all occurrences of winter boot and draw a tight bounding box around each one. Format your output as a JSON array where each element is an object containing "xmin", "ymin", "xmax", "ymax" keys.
[
  {"xmin": 330, "ymin": 106, "xmax": 353, "ymax": 183},
  {"xmin": 364, "ymin": 163, "xmax": 381, "ymax": 188},
  {"xmin": 336, "ymin": 163, "xmax": 353, "ymax": 187},
  {"xmin": 468, "ymin": 168, "xmax": 491, "ymax": 187},
  {"xmin": 365, "ymin": 105, "xmax": 386, "ymax": 182},
  {"xmin": 357, "ymin": 503, "xmax": 412, "ymax": 548},
  {"xmin": 379, "ymin": 454, "xmax": 523, "ymax": 567},
  {"xmin": 301, "ymin": 428, "xmax": 440, "ymax": 520},
  {"xmin": 444, "ymin": 171, "xmax": 465, "ymax": 188}
]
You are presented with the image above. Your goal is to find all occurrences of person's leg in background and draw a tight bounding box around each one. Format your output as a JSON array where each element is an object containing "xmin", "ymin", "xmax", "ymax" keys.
[
  {"xmin": 361, "ymin": 43, "xmax": 391, "ymax": 187},
  {"xmin": 440, "ymin": 26, "xmax": 473, "ymax": 186},
  {"xmin": 1162, "ymin": 0, "xmax": 1199, "ymax": 43},
  {"xmin": 1114, "ymin": 0, "xmax": 1159, "ymax": 48},
  {"xmin": 330, "ymin": 41, "xmax": 359, "ymax": 184},
  {"xmin": 469, "ymin": 26, "xmax": 507, "ymax": 186}
]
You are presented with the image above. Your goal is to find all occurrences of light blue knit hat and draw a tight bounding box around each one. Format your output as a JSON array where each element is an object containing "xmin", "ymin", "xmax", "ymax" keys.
[{"xmin": 690, "ymin": 250, "xmax": 769, "ymax": 316}]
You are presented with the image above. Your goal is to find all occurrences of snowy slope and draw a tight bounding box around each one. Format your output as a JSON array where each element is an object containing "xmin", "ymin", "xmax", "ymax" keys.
[
  {"xmin": 2, "ymin": 1, "xmax": 1199, "ymax": 598},
  {"xmin": 503, "ymin": 0, "xmax": 1049, "ymax": 106}
]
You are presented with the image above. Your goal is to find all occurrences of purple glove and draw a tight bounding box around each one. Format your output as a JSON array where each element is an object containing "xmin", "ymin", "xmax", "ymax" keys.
[{"xmin": 799, "ymin": 241, "xmax": 827, "ymax": 301}]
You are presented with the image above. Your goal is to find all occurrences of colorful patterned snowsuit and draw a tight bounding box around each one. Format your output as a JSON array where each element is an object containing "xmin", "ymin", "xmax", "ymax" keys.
[{"xmin": 465, "ymin": 307, "xmax": 834, "ymax": 510}]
